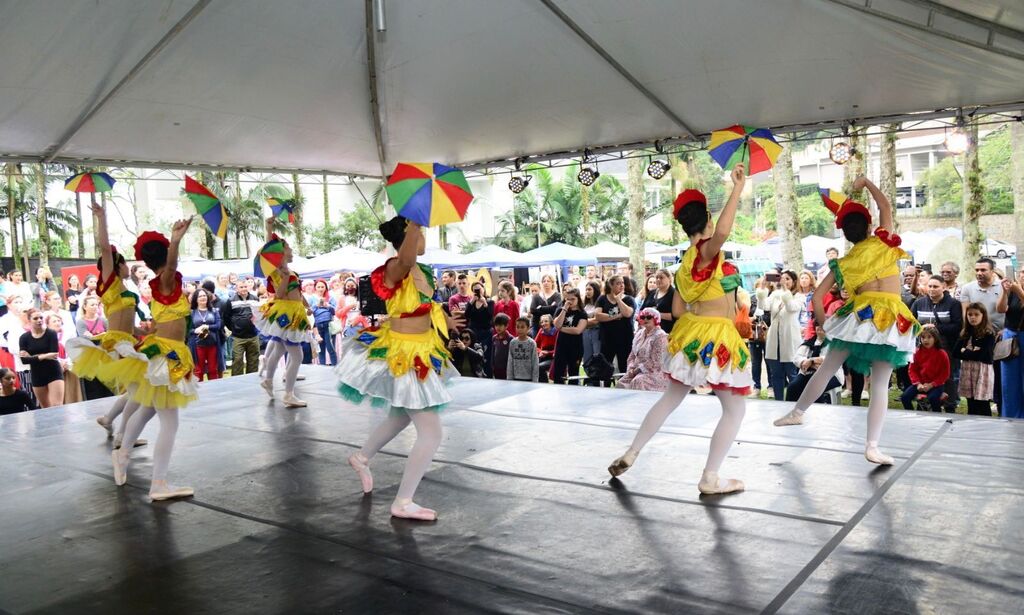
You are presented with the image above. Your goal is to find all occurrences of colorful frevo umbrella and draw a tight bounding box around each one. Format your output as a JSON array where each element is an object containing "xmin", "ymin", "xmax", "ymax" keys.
[
  {"xmin": 707, "ymin": 125, "xmax": 783, "ymax": 176},
  {"xmin": 254, "ymin": 237, "xmax": 286, "ymax": 279},
  {"xmin": 184, "ymin": 175, "xmax": 228, "ymax": 239},
  {"xmin": 64, "ymin": 172, "xmax": 116, "ymax": 200},
  {"xmin": 267, "ymin": 197, "xmax": 296, "ymax": 224},
  {"xmin": 384, "ymin": 162, "xmax": 473, "ymax": 227}
]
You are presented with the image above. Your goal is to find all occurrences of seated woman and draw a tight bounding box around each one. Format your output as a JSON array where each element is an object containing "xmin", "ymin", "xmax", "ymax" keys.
[
  {"xmin": 449, "ymin": 329, "xmax": 485, "ymax": 378},
  {"xmin": 618, "ymin": 308, "xmax": 669, "ymax": 392},
  {"xmin": 785, "ymin": 321, "xmax": 844, "ymax": 403}
]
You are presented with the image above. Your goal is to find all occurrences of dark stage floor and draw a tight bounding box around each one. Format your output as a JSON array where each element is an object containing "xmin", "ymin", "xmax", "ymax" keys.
[{"xmin": 1, "ymin": 368, "xmax": 1022, "ymax": 614}]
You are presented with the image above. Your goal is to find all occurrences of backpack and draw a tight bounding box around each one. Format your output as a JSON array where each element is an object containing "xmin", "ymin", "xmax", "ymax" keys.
[{"xmin": 583, "ymin": 354, "xmax": 615, "ymax": 381}]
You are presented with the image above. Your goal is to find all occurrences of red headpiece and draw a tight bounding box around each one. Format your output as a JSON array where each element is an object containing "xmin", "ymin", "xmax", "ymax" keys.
[
  {"xmin": 673, "ymin": 189, "xmax": 707, "ymax": 218},
  {"xmin": 819, "ymin": 188, "xmax": 871, "ymax": 229},
  {"xmin": 134, "ymin": 231, "xmax": 169, "ymax": 260}
]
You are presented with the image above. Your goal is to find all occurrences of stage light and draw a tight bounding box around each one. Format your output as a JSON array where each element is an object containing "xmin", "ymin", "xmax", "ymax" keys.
[
  {"xmin": 577, "ymin": 166, "xmax": 600, "ymax": 186},
  {"xmin": 508, "ymin": 174, "xmax": 531, "ymax": 194},
  {"xmin": 829, "ymin": 141, "xmax": 852, "ymax": 165},
  {"xmin": 647, "ymin": 159, "xmax": 671, "ymax": 179}
]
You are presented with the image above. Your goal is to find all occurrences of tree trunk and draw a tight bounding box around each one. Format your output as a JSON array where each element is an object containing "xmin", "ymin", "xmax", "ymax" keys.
[
  {"xmin": 215, "ymin": 172, "xmax": 229, "ymax": 259},
  {"xmin": 580, "ymin": 183, "xmax": 590, "ymax": 245},
  {"xmin": 1011, "ymin": 121, "xmax": 1024, "ymax": 260},
  {"xmin": 34, "ymin": 164, "xmax": 49, "ymax": 267},
  {"xmin": 842, "ymin": 127, "xmax": 869, "ymax": 204},
  {"xmin": 5, "ymin": 164, "xmax": 18, "ymax": 263},
  {"xmin": 962, "ymin": 120, "xmax": 983, "ymax": 269},
  {"xmin": 73, "ymin": 174, "xmax": 85, "ymax": 257},
  {"xmin": 322, "ymin": 173, "xmax": 330, "ymax": 224},
  {"xmin": 291, "ymin": 173, "xmax": 306, "ymax": 256},
  {"xmin": 773, "ymin": 145, "xmax": 802, "ymax": 272},
  {"xmin": 668, "ymin": 153, "xmax": 687, "ymax": 246},
  {"xmin": 627, "ymin": 158, "xmax": 645, "ymax": 276},
  {"xmin": 880, "ymin": 123, "xmax": 899, "ymax": 232},
  {"xmin": 19, "ymin": 215, "xmax": 30, "ymax": 275}
]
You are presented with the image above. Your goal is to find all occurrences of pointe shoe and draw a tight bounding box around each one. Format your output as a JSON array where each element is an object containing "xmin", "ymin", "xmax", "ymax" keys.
[
  {"xmin": 149, "ymin": 481, "xmax": 194, "ymax": 501},
  {"xmin": 773, "ymin": 409, "xmax": 805, "ymax": 427},
  {"xmin": 261, "ymin": 378, "xmax": 274, "ymax": 398},
  {"xmin": 113, "ymin": 435, "xmax": 148, "ymax": 449},
  {"xmin": 97, "ymin": 416, "xmax": 113, "ymax": 438},
  {"xmin": 698, "ymin": 470, "xmax": 745, "ymax": 495},
  {"xmin": 112, "ymin": 451, "xmax": 128, "ymax": 486},
  {"xmin": 282, "ymin": 392, "xmax": 307, "ymax": 408},
  {"xmin": 391, "ymin": 498, "xmax": 437, "ymax": 521},
  {"xmin": 348, "ymin": 453, "xmax": 373, "ymax": 493},
  {"xmin": 864, "ymin": 445, "xmax": 894, "ymax": 466},
  {"xmin": 608, "ymin": 448, "xmax": 639, "ymax": 477}
]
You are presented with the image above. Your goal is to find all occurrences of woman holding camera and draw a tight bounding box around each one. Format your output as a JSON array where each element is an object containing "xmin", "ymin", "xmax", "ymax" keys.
[
  {"xmin": 189, "ymin": 288, "xmax": 222, "ymax": 381},
  {"xmin": 464, "ymin": 281, "xmax": 495, "ymax": 376}
]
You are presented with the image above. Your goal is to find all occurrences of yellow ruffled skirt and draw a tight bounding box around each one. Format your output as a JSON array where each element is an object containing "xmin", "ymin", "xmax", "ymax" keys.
[
  {"xmin": 664, "ymin": 313, "xmax": 753, "ymax": 394},
  {"xmin": 254, "ymin": 298, "xmax": 309, "ymax": 345},
  {"xmin": 66, "ymin": 330, "xmax": 139, "ymax": 387},
  {"xmin": 96, "ymin": 335, "xmax": 198, "ymax": 409},
  {"xmin": 336, "ymin": 325, "xmax": 456, "ymax": 410}
]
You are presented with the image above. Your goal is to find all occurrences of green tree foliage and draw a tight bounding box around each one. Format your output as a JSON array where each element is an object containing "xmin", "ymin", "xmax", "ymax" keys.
[
  {"xmin": 29, "ymin": 237, "xmax": 71, "ymax": 258},
  {"xmin": 919, "ymin": 124, "xmax": 1014, "ymax": 214},
  {"xmin": 307, "ymin": 186, "xmax": 387, "ymax": 253},
  {"xmin": 759, "ymin": 184, "xmax": 834, "ymax": 237}
]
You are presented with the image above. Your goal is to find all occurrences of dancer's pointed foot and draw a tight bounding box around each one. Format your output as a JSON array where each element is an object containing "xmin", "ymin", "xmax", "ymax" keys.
[
  {"xmin": 261, "ymin": 378, "xmax": 274, "ymax": 398},
  {"xmin": 864, "ymin": 443, "xmax": 894, "ymax": 465},
  {"xmin": 391, "ymin": 498, "xmax": 437, "ymax": 521},
  {"xmin": 348, "ymin": 452, "xmax": 373, "ymax": 493},
  {"xmin": 149, "ymin": 480, "xmax": 194, "ymax": 501},
  {"xmin": 773, "ymin": 408, "xmax": 805, "ymax": 427},
  {"xmin": 97, "ymin": 416, "xmax": 113, "ymax": 438},
  {"xmin": 608, "ymin": 448, "xmax": 639, "ymax": 477},
  {"xmin": 113, "ymin": 435, "xmax": 147, "ymax": 449},
  {"xmin": 112, "ymin": 450, "xmax": 128, "ymax": 486},
  {"xmin": 282, "ymin": 392, "xmax": 307, "ymax": 408},
  {"xmin": 698, "ymin": 470, "xmax": 745, "ymax": 495}
]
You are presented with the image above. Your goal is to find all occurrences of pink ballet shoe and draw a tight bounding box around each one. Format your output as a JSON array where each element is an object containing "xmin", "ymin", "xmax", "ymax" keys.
[
  {"xmin": 608, "ymin": 448, "xmax": 639, "ymax": 477},
  {"xmin": 348, "ymin": 453, "xmax": 373, "ymax": 493},
  {"xmin": 864, "ymin": 445, "xmax": 894, "ymax": 466},
  {"xmin": 698, "ymin": 470, "xmax": 745, "ymax": 495},
  {"xmin": 261, "ymin": 378, "xmax": 274, "ymax": 398},
  {"xmin": 149, "ymin": 481, "xmax": 194, "ymax": 501},
  {"xmin": 773, "ymin": 409, "xmax": 805, "ymax": 427},
  {"xmin": 97, "ymin": 416, "xmax": 113, "ymax": 438},
  {"xmin": 111, "ymin": 451, "xmax": 128, "ymax": 486},
  {"xmin": 391, "ymin": 498, "xmax": 437, "ymax": 521},
  {"xmin": 282, "ymin": 392, "xmax": 307, "ymax": 408}
]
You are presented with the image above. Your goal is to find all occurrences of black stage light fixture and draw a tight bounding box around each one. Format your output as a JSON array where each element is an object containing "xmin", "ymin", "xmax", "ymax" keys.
[{"xmin": 647, "ymin": 159, "xmax": 671, "ymax": 179}]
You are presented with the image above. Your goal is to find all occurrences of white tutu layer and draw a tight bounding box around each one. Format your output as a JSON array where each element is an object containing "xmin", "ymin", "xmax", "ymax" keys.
[
  {"xmin": 254, "ymin": 315, "xmax": 308, "ymax": 345},
  {"xmin": 824, "ymin": 312, "xmax": 917, "ymax": 353},
  {"xmin": 65, "ymin": 336, "xmax": 116, "ymax": 362},
  {"xmin": 663, "ymin": 351, "xmax": 754, "ymax": 390},
  {"xmin": 336, "ymin": 337, "xmax": 456, "ymax": 410},
  {"xmin": 143, "ymin": 356, "xmax": 199, "ymax": 396}
]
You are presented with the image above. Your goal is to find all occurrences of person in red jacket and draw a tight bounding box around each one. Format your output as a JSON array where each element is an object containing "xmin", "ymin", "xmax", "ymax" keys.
[
  {"xmin": 534, "ymin": 314, "xmax": 557, "ymax": 383},
  {"xmin": 494, "ymin": 282, "xmax": 521, "ymax": 325},
  {"xmin": 900, "ymin": 325, "xmax": 950, "ymax": 410}
]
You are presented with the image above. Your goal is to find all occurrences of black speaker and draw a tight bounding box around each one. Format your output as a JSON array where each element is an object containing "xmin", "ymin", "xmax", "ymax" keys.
[{"xmin": 358, "ymin": 274, "xmax": 387, "ymax": 316}]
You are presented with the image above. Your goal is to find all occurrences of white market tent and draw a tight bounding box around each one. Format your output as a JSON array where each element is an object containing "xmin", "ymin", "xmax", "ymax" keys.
[
  {"xmin": 584, "ymin": 241, "xmax": 629, "ymax": 261},
  {"xmin": 299, "ymin": 245, "xmax": 386, "ymax": 276},
  {"xmin": 519, "ymin": 242, "xmax": 596, "ymax": 268},
  {"xmin": 2, "ymin": 1, "xmax": 1023, "ymax": 177}
]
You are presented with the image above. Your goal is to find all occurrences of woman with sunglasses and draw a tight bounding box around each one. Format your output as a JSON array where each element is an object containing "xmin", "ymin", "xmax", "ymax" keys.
[
  {"xmin": 618, "ymin": 307, "xmax": 670, "ymax": 391},
  {"xmin": 608, "ymin": 164, "xmax": 751, "ymax": 494},
  {"xmin": 449, "ymin": 329, "xmax": 486, "ymax": 378},
  {"xmin": 19, "ymin": 308, "xmax": 64, "ymax": 408}
]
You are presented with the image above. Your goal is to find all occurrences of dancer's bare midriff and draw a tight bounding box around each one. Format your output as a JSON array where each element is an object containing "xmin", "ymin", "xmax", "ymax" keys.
[
  {"xmin": 154, "ymin": 320, "xmax": 187, "ymax": 342},
  {"xmin": 855, "ymin": 272, "xmax": 900, "ymax": 295},
  {"xmin": 107, "ymin": 310, "xmax": 135, "ymax": 334},
  {"xmin": 389, "ymin": 266, "xmax": 433, "ymax": 336},
  {"xmin": 686, "ymin": 291, "xmax": 737, "ymax": 320}
]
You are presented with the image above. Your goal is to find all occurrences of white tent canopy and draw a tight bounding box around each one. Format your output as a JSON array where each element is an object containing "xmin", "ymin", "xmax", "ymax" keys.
[
  {"xmin": 455, "ymin": 244, "xmax": 524, "ymax": 269},
  {"xmin": 2, "ymin": 1, "xmax": 1022, "ymax": 176},
  {"xmin": 299, "ymin": 245, "xmax": 386, "ymax": 276},
  {"xmin": 584, "ymin": 241, "xmax": 629, "ymax": 261},
  {"xmin": 519, "ymin": 242, "xmax": 595, "ymax": 267}
]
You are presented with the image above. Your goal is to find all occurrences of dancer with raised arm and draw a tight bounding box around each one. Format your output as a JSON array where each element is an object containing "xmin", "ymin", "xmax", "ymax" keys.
[
  {"xmin": 104, "ymin": 219, "xmax": 199, "ymax": 500},
  {"xmin": 67, "ymin": 201, "xmax": 147, "ymax": 449},
  {"xmin": 337, "ymin": 216, "xmax": 462, "ymax": 520},
  {"xmin": 608, "ymin": 164, "xmax": 752, "ymax": 494},
  {"xmin": 253, "ymin": 217, "xmax": 310, "ymax": 408},
  {"xmin": 774, "ymin": 177, "xmax": 920, "ymax": 465}
]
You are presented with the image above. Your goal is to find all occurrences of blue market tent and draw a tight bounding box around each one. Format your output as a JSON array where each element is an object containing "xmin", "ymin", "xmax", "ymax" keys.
[{"xmin": 519, "ymin": 242, "xmax": 596, "ymax": 268}]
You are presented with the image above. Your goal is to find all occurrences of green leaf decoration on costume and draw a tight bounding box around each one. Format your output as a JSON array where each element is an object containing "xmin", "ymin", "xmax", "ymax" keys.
[
  {"xmin": 836, "ymin": 301, "xmax": 854, "ymax": 317},
  {"xmin": 737, "ymin": 346, "xmax": 749, "ymax": 369},
  {"xmin": 369, "ymin": 347, "xmax": 388, "ymax": 359},
  {"xmin": 684, "ymin": 339, "xmax": 701, "ymax": 362},
  {"xmin": 141, "ymin": 344, "xmax": 160, "ymax": 359}
]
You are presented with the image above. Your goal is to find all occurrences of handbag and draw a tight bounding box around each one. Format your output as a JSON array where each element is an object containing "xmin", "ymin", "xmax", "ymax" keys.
[
  {"xmin": 993, "ymin": 309, "xmax": 1024, "ymax": 361},
  {"xmin": 328, "ymin": 316, "xmax": 343, "ymax": 337}
]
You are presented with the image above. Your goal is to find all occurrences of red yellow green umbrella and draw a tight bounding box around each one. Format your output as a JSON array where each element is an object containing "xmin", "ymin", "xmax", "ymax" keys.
[
  {"xmin": 707, "ymin": 125, "xmax": 782, "ymax": 175},
  {"xmin": 184, "ymin": 175, "xmax": 228, "ymax": 239},
  {"xmin": 254, "ymin": 237, "xmax": 286, "ymax": 278},
  {"xmin": 64, "ymin": 171, "xmax": 116, "ymax": 194},
  {"xmin": 267, "ymin": 197, "xmax": 296, "ymax": 224},
  {"xmin": 384, "ymin": 162, "xmax": 473, "ymax": 227}
]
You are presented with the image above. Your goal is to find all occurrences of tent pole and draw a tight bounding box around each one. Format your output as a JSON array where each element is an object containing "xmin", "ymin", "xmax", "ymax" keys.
[{"xmin": 364, "ymin": 0, "xmax": 389, "ymax": 182}]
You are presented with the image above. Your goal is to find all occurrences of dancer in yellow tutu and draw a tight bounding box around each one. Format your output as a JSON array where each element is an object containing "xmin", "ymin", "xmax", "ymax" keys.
[
  {"xmin": 254, "ymin": 217, "xmax": 310, "ymax": 408},
  {"xmin": 774, "ymin": 177, "xmax": 920, "ymax": 465},
  {"xmin": 67, "ymin": 201, "xmax": 147, "ymax": 448},
  {"xmin": 337, "ymin": 216, "xmax": 463, "ymax": 520},
  {"xmin": 108, "ymin": 218, "xmax": 198, "ymax": 501},
  {"xmin": 607, "ymin": 164, "xmax": 751, "ymax": 495}
]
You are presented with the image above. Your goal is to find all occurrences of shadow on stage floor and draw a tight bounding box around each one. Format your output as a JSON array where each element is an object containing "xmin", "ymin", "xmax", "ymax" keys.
[{"xmin": 1, "ymin": 368, "xmax": 1022, "ymax": 614}]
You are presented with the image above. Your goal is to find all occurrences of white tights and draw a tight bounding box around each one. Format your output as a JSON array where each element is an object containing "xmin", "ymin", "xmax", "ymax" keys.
[
  {"xmin": 360, "ymin": 410, "xmax": 443, "ymax": 501},
  {"xmin": 791, "ymin": 349, "xmax": 893, "ymax": 446},
  {"xmin": 264, "ymin": 340, "xmax": 303, "ymax": 393},
  {"xmin": 103, "ymin": 393, "xmax": 141, "ymax": 438},
  {"xmin": 629, "ymin": 380, "xmax": 746, "ymax": 474},
  {"xmin": 117, "ymin": 405, "xmax": 180, "ymax": 483}
]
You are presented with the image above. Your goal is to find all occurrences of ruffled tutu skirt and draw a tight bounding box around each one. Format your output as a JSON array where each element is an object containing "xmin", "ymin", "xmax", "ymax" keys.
[
  {"xmin": 254, "ymin": 299, "xmax": 309, "ymax": 345},
  {"xmin": 664, "ymin": 313, "xmax": 753, "ymax": 395},
  {"xmin": 95, "ymin": 335, "xmax": 198, "ymax": 409},
  {"xmin": 336, "ymin": 326, "xmax": 456, "ymax": 411},
  {"xmin": 66, "ymin": 330, "xmax": 139, "ymax": 387},
  {"xmin": 824, "ymin": 291, "xmax": 920, "ymax": 374}
]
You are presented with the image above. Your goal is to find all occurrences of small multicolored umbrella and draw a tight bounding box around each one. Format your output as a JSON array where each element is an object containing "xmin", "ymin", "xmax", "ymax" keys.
[
  {"xmin": 384, "ymin": 162, "xmax": 473, "ymax": 227},
  {"xmin": 818, "ymin": 188, "xmax": 850, "ymax": 214},
  {"xmin": 267, "ymin": 197, "xmax": 296, "ymax": 224},
  {"xmin": 184, "ymin": 175, "xmax": 228, "ymax": 239},
  {"xmin": 254, "ymin": 237, "xmax": 286, "ymax": 278},
  {"xmin": 707, "ymin": 125, "xmax": 783, "ymax": 175},
  {"xmin": 64, "ymin": 171, "xmax": 116, "ymax": 194}
]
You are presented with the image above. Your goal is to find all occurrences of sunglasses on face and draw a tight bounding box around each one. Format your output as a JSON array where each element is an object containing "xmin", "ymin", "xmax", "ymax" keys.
[{"xmin": 638, "ymin": 315, "xmax": 653, "ymax": 321}]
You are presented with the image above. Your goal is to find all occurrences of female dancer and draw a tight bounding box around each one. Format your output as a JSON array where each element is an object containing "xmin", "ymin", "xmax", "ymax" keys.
[
  {"xmin": 68, "ymin": 201, "xmax": 147, "ymax": 448},
  {"xmin": 19, "ymin": 308, "xmax": 64, "ymax": 407},
  {"xmin": 104, "ymin": 218, "xmax": 199, "ymax": 500},
  {"xmin": 774, "ymin": 177, "xmax": 920, "ymax": 465},
  {"xmin": 253, "ymin": 217, "xmax": 309, "ymax": 407},
  {"xmin": 608, "ymin": 164, "xmax": 751, "ymax": 494},
  {"xmin": 337, "ymin": 216, "xmax": 462, "ymax": 520}
]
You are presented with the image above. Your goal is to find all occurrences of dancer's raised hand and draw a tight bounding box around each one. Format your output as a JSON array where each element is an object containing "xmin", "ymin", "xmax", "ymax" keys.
[
  {"xmin": 170, "ymin": 217, "xmax": 193, "ymax": 243},
  {"xmin": 731, "ymin": 163, "xmax": 746, "ymax": 187}
]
